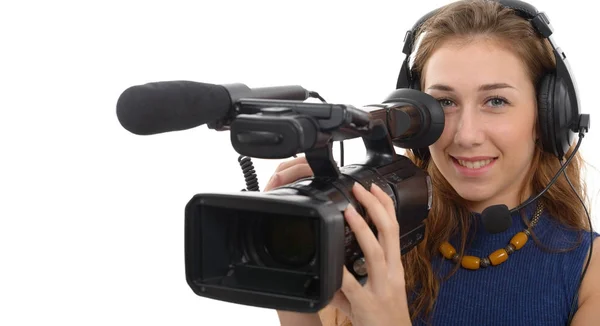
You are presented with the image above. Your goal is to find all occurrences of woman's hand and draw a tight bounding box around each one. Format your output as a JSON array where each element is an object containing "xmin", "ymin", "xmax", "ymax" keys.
[
  {"xmin": 263, "ymin": 156, "xmax": 313, "ymax": 192},
  {"xmin": 329, "ymin": 182, "xmax": 412, "ymax": 326},
  {"xmin": 268, "ymin": 157, "xmax": 411, "ymax": 326}
]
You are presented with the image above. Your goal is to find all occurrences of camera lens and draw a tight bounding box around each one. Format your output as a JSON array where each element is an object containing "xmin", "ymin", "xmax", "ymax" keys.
[{"xmin": 262, "ymin": 217, "xmax": 316, "ymax": 267}]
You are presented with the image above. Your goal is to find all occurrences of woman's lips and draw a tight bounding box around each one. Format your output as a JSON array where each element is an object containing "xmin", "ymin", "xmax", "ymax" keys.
[{"xmin": 450, "ymin": 155, "xmax": 498, "ymax": 177}]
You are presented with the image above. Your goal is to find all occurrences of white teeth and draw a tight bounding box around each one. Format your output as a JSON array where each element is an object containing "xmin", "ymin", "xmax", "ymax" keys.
[{"xmin": 457, "ymin": 159, "xmax": 493, "ymax": 169}]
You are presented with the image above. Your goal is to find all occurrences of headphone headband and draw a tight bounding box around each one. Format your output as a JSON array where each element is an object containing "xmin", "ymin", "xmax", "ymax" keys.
[{"xmin": 398, "ymin": 0, "xmax": 555, "ymax": 87}]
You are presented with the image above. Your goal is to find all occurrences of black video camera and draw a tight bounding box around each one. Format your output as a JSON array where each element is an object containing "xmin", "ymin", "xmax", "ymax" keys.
[{"xmin": 116, "ymin": 81, "xmax": 444, "ymax": 313}]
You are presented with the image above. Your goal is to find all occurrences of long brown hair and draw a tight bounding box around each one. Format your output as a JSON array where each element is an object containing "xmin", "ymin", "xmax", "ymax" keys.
[{"xmin": 320, "ymin": 1, "xmax": 591, "ymax": 325}]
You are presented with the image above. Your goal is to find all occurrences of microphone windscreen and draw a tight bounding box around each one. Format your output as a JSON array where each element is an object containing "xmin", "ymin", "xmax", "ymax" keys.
[
  {"xmin": 480, "ymin": 204, "xmax": 512, "ymax": 234},
  {"xmin": 116, "ymin": 81, "xmax": 232, "ymax": 135}
]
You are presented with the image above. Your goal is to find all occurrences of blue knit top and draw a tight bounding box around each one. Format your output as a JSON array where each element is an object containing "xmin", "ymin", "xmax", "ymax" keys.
[{"xmin": 413, "ymin": 200, "xmax": 599, "ymax": 326}]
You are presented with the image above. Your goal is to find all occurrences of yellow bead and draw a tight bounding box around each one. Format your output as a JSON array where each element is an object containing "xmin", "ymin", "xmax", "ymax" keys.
[
  {"xmin": 461, "ymin": 256, "xmax": 481, "ymax": 270},
  {"xmin": 510, "ymin": 232, "xmax": 529, "ymax": 250},
  {"xmin": 439, "ymin": 242, "xmax": 457, "ymax": 259},
  {"xmin": 489, "ymin": 249, "xmax": 509, "ymax": 266}
]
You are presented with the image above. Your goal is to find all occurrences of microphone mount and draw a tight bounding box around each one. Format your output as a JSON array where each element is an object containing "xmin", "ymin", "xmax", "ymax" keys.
[{"xmin": 212, "ymin": 98, "xmax": 397, "ymax": 179}]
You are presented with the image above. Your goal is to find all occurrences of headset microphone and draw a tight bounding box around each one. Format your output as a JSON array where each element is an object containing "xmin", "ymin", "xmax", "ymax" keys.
[
  {"xmin": 481, "ymin": 205, "xmax": 513, "ymax": 234},
  {"xmin": 480, "ymin": 130, "xmax": 586, "ymax": 234}
]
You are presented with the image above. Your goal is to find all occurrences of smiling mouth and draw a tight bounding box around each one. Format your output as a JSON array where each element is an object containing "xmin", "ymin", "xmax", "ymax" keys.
[{"xmin": 451, "ymin": 157, "xmax": 497, "ymax": 169}]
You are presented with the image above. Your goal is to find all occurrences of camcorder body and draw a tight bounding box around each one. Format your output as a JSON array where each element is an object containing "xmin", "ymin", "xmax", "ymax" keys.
[{"xmin": 116, "ymin": 81, "xmax": 444, "ymax": 312}]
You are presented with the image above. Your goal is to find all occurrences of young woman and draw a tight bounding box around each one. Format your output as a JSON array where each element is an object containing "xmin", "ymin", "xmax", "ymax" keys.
[{"xmin": 270, "ymin": 0, "xmax": 599, "ymax": 325}]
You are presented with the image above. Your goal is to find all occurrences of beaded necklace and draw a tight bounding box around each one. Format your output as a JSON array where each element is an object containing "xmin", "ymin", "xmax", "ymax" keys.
[{"xmin": 438, "ymin": 201, "xmax": 544, "ymax": 270}]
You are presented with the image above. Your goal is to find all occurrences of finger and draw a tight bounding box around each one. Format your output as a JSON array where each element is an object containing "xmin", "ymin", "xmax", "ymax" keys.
[
  {"xmin": 263, "ymin": 173, "xmax": 281, "ymax": 192},
  {"xmin": 369, "ymin": 184, "xmax": 402, "ymax": 271},
  {"xmin": 276, "ymin": 163, "xmax": 313, "ymax": 185},
  {"xmin": 370, "ymin": 184, "xmax": 396, "ymax": 223},
  {"xmin": 264, "ymin": 163, "xmax": 313, "ymax": 191},
  {"xmin": 339, "ymin": 265, "xmax": 365, "ymax": 303},
  {"xmin": 352, "ymin": 183, "xmax": 397, "ymax": 262},
  {"xmin": 274, "ymin": 156, "xmax": 307, "ymax": 173},
  {"xmin": 344, "ymin": 203, "xmax": 387, "ymax": 284},
  {"xmin": 329, "ymin": 290, "xmax": 351, "ymax": 318}
]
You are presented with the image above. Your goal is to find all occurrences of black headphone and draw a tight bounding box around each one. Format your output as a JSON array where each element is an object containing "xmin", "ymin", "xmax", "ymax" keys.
[{"xmin": 396, "ymin": 0, "xmax": 584, "ymax": 161}]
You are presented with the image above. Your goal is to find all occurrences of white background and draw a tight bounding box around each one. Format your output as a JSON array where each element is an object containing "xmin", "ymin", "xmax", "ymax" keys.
[{"xmin": 1, "ymin": 0, "xmax": 597, "ymax": 325}]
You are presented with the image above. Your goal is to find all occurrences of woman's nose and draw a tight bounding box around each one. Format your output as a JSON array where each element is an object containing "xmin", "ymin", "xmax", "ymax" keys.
[{"xmin": 453, "ymin": 108, "xmax": 485, "ymax": 149}]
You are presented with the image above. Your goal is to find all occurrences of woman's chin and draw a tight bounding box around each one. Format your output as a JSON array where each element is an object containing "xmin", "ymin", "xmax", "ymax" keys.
[{"xmin": 453, "ymin": 186, "xmax": 493, "ymax": 205}]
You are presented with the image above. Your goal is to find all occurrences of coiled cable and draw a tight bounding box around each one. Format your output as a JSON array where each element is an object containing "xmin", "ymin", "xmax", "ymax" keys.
[{"xmin": 238, "ymin": 155, "xmax": 260, "ymax": 191}]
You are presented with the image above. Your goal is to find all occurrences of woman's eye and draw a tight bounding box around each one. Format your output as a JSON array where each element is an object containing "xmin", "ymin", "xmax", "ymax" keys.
[
  {"xmin": 438, "ymin": 99, "xmax": 455, "ymax": 107},
  {"xmin": 486, "ymin": 97, "xmax": 509, "ymax": 108}
]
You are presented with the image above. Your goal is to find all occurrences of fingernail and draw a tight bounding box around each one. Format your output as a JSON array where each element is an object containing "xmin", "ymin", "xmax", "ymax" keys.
[
  {"xmin": 371, "ymin": 183, "xmax": 381, "ymax": 192},
  {"xmin": 345, "ymin": 203, "xmax": 357, "ymax": 216}
]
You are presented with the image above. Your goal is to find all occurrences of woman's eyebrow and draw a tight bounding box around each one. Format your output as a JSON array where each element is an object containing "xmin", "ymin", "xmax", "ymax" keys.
[
  {"xmin": 477, "ymin": 83, "xmax": 516, "ymax": 91},
  {"xmin": 427, "ymin": 84, "xmax": 454, "ymax": 91},
  {"xmin": 426, "ymin": 83, "xmax": 516, "ymax": 92}
]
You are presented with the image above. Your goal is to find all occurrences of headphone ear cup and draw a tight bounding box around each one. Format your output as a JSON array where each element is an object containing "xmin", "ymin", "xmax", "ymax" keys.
[
  {"xmin": 409, "ymin": 71, "xmax": 427, "ymax": 160},
  {"xmin": 537, "ymin": 73, "xmax": 557, "ymax": 156},
  {"xmin": 410, "ymin": 71, "xmax": 421, "ymax": 91},
  {"xmin": 412, "ymin": 147, "xmax": 430, "ymax": 162},
  {"xmin": 396, "ymin": 59, "xmax": 412, "ymax": 89}
]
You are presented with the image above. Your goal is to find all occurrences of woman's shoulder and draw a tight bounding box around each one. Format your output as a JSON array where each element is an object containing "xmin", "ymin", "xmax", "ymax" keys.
[
  {"xmin": 533, "ymin": 210, "xmax": 599, "ymax": 300},
  {"xmin": 533, "ymin": 209, "xmax": 598, "ymax": 251},
  {"xmin": 574, "ymin": 235, "xmax": 600, "ymax": 322}
]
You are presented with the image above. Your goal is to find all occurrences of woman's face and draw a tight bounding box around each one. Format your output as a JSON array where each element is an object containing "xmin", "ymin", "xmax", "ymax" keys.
[{"xmin": 422, "ymin": 38, "xmax": 537, "ymax": 212}]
